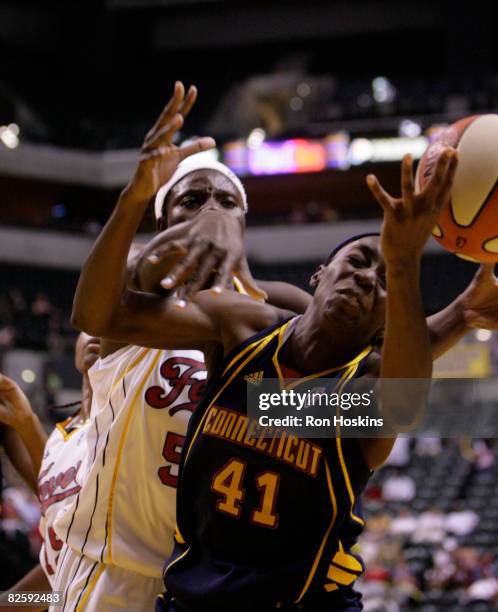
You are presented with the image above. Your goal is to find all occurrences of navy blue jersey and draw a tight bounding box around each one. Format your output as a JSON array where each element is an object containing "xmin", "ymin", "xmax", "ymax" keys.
[{"xmin": 163, "ymin": 318, "xmax": 373, "ymax": 611}]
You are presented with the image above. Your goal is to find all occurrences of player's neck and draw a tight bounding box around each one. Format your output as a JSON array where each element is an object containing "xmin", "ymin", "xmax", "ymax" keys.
[{"xmin": 286, "ymin": 310, "xmax": 368, "ymax": 373}]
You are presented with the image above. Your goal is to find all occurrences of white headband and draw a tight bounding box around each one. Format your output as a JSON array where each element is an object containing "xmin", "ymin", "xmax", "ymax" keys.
[{"xmin": 154, "ymin": 154, "xmax": 248, "ymax": 220}]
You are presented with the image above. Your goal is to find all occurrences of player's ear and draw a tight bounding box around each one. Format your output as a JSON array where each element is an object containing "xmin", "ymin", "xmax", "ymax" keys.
[{"xmin": 309, "ymin": 264, "xmax": 326, "ymax": 290}]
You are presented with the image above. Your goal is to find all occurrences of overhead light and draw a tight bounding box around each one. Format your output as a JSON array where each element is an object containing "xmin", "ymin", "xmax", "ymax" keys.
[
  {"xmin": 0, "ymin": 124, "xmax": 20, "ymax": 149},
  {"xmin": 289, "ymin": 96, "xmax": 304, "ymax": 111},
  {"xmin": 476, "ymin": 329, "xmax": 492, "ymax": 342},
  {"xmin": 21, "ymin": 369, "xmax": 36, "ymax": 384},
  {"xmin": 296, "ymin": 82, "xmax": 311, "ymax": 98},
  {"xmin": 372, "ymin": 76, "xmax": 396, "ymax": 103},
  {"xmin": 246, "ymin": 128, "xmax": 266, "ymax": 149},
  {"xmin": 399, "ymin": 119, "xmax": 422, "ymax": 138},
  {"xmin": 349, "ymin": 138, "xmax": 374, "ymax": 165}
]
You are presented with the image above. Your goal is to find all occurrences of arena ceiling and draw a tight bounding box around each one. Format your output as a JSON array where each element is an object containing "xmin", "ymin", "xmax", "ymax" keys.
[{"xmin": 0, "ymin": 0, "xmax": 495, "ymax": 149}]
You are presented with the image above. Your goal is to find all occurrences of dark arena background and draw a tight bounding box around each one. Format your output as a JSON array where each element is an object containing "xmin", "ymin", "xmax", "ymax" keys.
[{"xmin": 1, "ymin": 1, "xmax": 498, "ymax": 610}]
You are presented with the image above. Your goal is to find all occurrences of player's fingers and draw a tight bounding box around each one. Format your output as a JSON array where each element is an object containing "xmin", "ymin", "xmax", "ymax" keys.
[
  {"xmin": 0, "ymin": 374, "xmax": 15, "ymax": 392},
  {"xmin": 434, "ymin": 150, "xmax": 458, "ymax": 211},
  {"xmin": 148, "ymin": 81, "xmax": 185, "ymax": 136},
  {"xmin": 401, "ymin": 154, "xmax": 415, "ymax": 205},
  {"xmin": 425, "ymin": 148, "xmax": 452, "ymax": 196},
  {"xmin": 160, "ymin": 239, "xmax": 212, "ymax": 290},
  {"xmin": 182, "ymin": 250, "xmax": 224, "ymax": 299},
  {"xmin": 143, "ymin": 114, "xmax": 184, "ymax": 151},
  {"xmin": 180, "ymin": 85, "xmax": 198, "ymax": 119},
  {"xmin": 147, "ymin": 241, "xmax": 188, "ymax": 264},
  {"xmin": 235, "ymin": 268, "xmax": 268, "ymax": 302},
  {"xmin": 210, "ymin": 255, "xmax": 235, "ymax": 294},
  {"xmin": 474, "ymin": 263, "xmax": 496, "ymax": 282},
  {"xmin": 366, "ymin": 175, "xmax": 392, "ymax": 214},
  {"xmin": 178, "ymin": 137, "xmax": 217, "ymax": 161},
  {"xmin": 464, "ymin": 310, "xmax": 498, "ymax": 330}
]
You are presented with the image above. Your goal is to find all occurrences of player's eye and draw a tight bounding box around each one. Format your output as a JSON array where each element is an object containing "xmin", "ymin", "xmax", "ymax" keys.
[
  {"xmin": 348, "ymin": 256, "xmax": 365, "ymax": 267},
  {"xmin": 180, "ymin": 196, "xmax": 201, "ymax": 208},
  {"xmin": 221, "ymin": 198, "xmax": 237, "ymax": 209}
]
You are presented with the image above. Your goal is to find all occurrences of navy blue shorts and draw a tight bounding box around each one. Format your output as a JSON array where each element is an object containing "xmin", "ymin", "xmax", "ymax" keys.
[{"xmin": 155, "ymin": 590, "xmax": 363, "ymax": 612}]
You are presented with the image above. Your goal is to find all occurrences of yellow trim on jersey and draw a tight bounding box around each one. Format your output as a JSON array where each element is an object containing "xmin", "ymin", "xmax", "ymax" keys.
[
  {"xmin": 324, "ymin": 541, "xmax": 364, "ymax": 591},
  {"xmin": 295, "ymin": 355, "xmax": 369, "ymax": 601},
  {"xmin": 75, "ymin": 563, "xmax": 105, "ymax": 612},
  {"xmin": 221, "ymin": 275, "xmax": 267, "ymax": 376},
  {"xmin": 105, "ymin": 349, "xmax": 162, "ymax": 564},
  {"xmin": 233, "ymin": 276, "xmax": 248, "ymax": 295},
  {"xmin": 167, "ymin": 325, "xmax": 282, "ymax": 573},
  {"xmin": 333, "ymin": 541, "xmax": 363, "ymax": 572},
  {"xmin": 272, "ymin": 319, "xmax": 372, "ymax": 390},
  {"xmin": 335, "ymin": 363, "xmax": 365, "ymax": 526},
  {"xmin": 222, "ymin": 334, "xmax": 273, "ymax": 378},
  {"xmin": 295, "ymin": 459, "xmax": 337, "ymax": 603},
  {"xmin": 233, "ymin": 275, "xmax": 266, "ymax": 302},
  {"xmin": 55, "ymin": 415, "xmax": 88, "ymax": 441},
  {"xmin": 184, "ymin": 327, "xmax": 280, "ymax": 464},
  {"xmin": 174, "ymin": 526, "xmax": 185, "ymax": 545},
  {"xmin": 271, "ymin": 319, "xmax": 293, "ymax": 384}
]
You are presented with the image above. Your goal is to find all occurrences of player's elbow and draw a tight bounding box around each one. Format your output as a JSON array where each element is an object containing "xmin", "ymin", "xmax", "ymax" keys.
[{"xmin": 71, "ymin": 307, "xmax": 108, "ymax": 337}]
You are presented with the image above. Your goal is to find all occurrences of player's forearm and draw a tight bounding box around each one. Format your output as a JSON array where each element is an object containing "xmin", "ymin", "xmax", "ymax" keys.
[
  {"xmin": 72, "ymin": 190, "xmax": 148, "ymax": 336},
  {"xmin": 257, "ymin": 281, "xmax": 312, "ymax": 313},
  {"xmin": 427, "ymin": 296, "xmax": 468, "ymax": 360},
  {"xmin": 380, "ymin": 259, "xmax": 432, "ymax": 428},
  {"xmin": 134, "ymin": 220, "xmax": 194, "ymax": 293},
  {"xmin": 382, "ymin": 259, "xmax": 432, "ymax": 378},
  {"xmin": 3, "ymin": 422, "xmax": 45, "ymax": 493},
  {"xmin": 0, "ymin": 564, "xmax": 51, "ymax": 611},
  {"xmin": 15, "ymin": 412, "xmax": 48, "ymax": 478}
]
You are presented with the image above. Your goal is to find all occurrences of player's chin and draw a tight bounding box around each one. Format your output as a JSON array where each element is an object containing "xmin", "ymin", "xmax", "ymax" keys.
[{"xmin": 324, "ymin": 297, "xmax": 364, "ymax": 322}]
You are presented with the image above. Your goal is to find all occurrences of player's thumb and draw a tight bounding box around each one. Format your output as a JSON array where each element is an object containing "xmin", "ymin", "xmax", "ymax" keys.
[
  {"xmin": 476, "ymin": 263, "xmax": 496, "ymax": 280},
  {"xmin": 179, "ymin": 137, "xmax": 216, "ymax": 161},
  {"xmin": 235, "ymin": 263, "xmax": 267, "ymax": 302}
]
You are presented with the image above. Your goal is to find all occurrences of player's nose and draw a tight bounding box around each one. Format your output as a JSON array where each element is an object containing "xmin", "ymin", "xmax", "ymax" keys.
[
  {"xmin": 353, "ymin": 269, "xmax": 376, "ymax": 292},
  {"xmin": 201, "ymin": 196, "xmax": 223, "ymax": 212}
]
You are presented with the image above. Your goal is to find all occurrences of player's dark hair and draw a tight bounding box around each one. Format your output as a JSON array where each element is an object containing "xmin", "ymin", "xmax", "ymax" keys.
[{"xmin": 325, "ymin": 232, "xmax": 381, "ymax": 265}]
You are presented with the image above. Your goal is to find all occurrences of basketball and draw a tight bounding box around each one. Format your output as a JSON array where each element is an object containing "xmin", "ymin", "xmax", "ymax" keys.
[{"xmin": 416, "ymin": 114, "xmax": 498, "ymax": 262}]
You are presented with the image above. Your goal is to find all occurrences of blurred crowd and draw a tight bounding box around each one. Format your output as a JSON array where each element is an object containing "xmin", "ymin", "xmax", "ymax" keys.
[
  {"xmin": 0, "ymin": 288, "xmax": 74, "ymax": 355},
  {"xmin": 359, "ymin": 437, "xmax": 498, "ymax": 611},
  {"xmin": 0, "ymin": 460, "xmax": 41, "ymax": 589}
]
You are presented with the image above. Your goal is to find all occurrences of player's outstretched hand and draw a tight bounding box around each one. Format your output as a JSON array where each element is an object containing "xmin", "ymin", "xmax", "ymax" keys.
[
  {"xmin": 0, "ymin": 374, "xmax": 35, "ymax": 430},
  {"xmin": 144, "ymin": 211, "xmax": 267, "ymax": 302},
  {"xmin": 460, "ymin": 263, "xmax": 498, "ymax": 329},
  {"xmin": 367, "ymin": 148, "xmax": 458, "ymax": 266},
  {"xmin": 124, "ymin": 81, "xmax": 216, "ymax": 204}
]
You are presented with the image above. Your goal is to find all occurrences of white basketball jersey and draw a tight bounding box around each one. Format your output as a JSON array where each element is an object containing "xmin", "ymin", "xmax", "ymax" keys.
[
  {"xmin": 38, "ymin": 416, "xmax": 90, "ymax": 587},
  {"xmin": 53, "ymin": 345, "xmax": 206, "ymax": 578}
]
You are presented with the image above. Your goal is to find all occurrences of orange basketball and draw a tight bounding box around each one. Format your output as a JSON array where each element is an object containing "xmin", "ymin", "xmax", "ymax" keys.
[{"xmin": 415, "ymin": 114, "xmax": 498, "ymax": 262}]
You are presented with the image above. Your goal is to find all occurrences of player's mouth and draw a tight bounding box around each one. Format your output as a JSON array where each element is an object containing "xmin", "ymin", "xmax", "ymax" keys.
[{"xmin": 336, "ymin": 287, "xmax": 367, "ymax": 313}]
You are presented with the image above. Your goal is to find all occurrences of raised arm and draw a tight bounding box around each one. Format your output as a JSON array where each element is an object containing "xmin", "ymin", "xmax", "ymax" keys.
[
  {"xmin": 71, "ymin": 83, "xmax": 218, "ymax": 343},
  {"xmin": 427, "ymin": 263, "xmax": 498, "ymax": 360},
  {"xmin": 0, "ymin": 375, "xmax": 47, "ymax": 491},
  {"xmin": 361, "ymin": 149, "xmax": 458, "ymax": 467},
  {"xmin": 369, "ymin": 149, "xmax": 458, "ymax": 381}
]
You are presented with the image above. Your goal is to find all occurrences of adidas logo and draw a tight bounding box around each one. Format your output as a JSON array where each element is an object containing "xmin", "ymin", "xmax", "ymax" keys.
[{"xmin": 244, "ymin": 371, "xmax": 264, "ymax": 386}]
